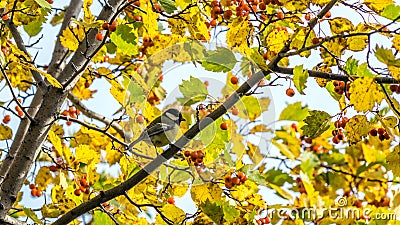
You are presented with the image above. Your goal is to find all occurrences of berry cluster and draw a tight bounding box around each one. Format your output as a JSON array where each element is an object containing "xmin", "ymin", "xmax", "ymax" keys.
[
  {"xmin": 224, "ymin": 172, "xmax": 247, "ymax": 189},
  {"xmin": 256, "ymin": 216, "xmax": 270, "ymax": 225},
  {"xmin": 389, "ymin": 84, "xmax": 400, "ymax": 94},
  {"xmin": 96, "ymin": 21, "xmax": 118, "ymax": 41},
  {"xmin": 184, "ymin": 150, "xmax": 205, "ymax": 167},
  {"xmin": 2, "ymin": 115, "xmax": 10, "ymax": 124},
  {"xmin": 61, "ymin": 106, "xmax": 81, "ymax": 126},
  {"xmin": 332, "ymin": 117, "xmax": 348, "ymax": 144},
  {"xmin": 29, "ymin": 184, "xmax": 42, "ymax": 197},
  {"xmin": 369, "ymin": 128, "xmax": 390, "ymax": 141},
  {"xmin": 74, "ymin": 175, "xmax": 90, "ymax": 196},
  {"xmin": 296, "ymin": 177, "xmax": 306, "ymax": 194},
  {"xmin": 14, "ymin": 98, "xmax": 24, "ymax": 117},
  {"xmin": 333, "ymin": 80, "xmax": 348, "ymax": 95}
]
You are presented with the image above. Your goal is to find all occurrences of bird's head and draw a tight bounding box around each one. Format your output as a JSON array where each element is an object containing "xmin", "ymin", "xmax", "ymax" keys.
[{"xmin": 163, "ymin": 108, "xmax": 185, "ymax": 124}]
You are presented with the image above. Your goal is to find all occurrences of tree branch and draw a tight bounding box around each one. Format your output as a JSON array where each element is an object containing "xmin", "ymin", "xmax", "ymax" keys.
[
  {"xmin": 3, "ymin": 215, "xmax": 27, "ymax": 225},
  {"xmin": 273, "ymin": 66, "xmax": 398, "ymax": 83},
  {"xmin": 48, "ymin": 0, "xmax": 83, "ymax": 78},
  {"xmin": 67, "ymin": 93, "xmax": 125, "ymax": 138}
]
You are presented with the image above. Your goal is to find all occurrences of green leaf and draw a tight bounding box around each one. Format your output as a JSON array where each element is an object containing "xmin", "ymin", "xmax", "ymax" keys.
[
  {"xmin": 344, "ymin": 57, "xmax": 358, "ymax": 75},
  {"xmin": 23, "ymin": 208, "xmax": 43, "ymax": 224},
  {"xmin": 357, "ymin": 63, "xmax": 375, "ymax": 78},
  {"xmin": 301, "ymin": 110, "xmax": 331, "ymax": 138},
  {"xmin": 93, "ymin": 211, "xmax": 114, "ymax": 225},
  {"xmin": 325, "ymin": 82, "xmax": 342, "ymax": 101},
  {"xmin": 320, "ymin": 152, "xmax": 345, "ymax": 164},
  {"xmin": 374, "ymin": 45, "xmax": 400, "ymax": 66},
  {"xmin": 293, "ymin": 65, "xmax": 308, "ymax": 94},
  {"xmin": 300, "ymin": 151, "xmax": 320, "ymax": 178},
  {"xmin": 128, "ymin": 81, "xmax": 145, "ymax": 104},
  {"xmin": 24, "ymin": 14, "xmax": 47, "ymax": 37},
  {"xmin": 222, "ymin": 202, "xmax": 240, "ymax": 222},
  {"xmin": 236, "ymin": 96, "xmax": 270, "ymax": 121},
  {"xmin": 33, "ymin": 0, "xmax": 51, "ymax": 11},
  {"xmin": 381, "ymin": 4, "xmax": 400, "ymax": 20},
  {"xmin": 201, "ymin": 48, "xmax": 237, "ymax": 72},
  {"xmin": 50, "ymin": 11, "xmax": 65, "ymax": 26},
  {"xmin": 201, "ymin": 200, "xmax": 224, "ymax": 225},
  {"xmin": 110, "ymin": 24, "xmax": 138, "ymax": 56},
  {"xmin": 264, "ymin": 169, "xmax": 294, "ymax": 186},
  {"xmin": 279, "ymin": 102, "xmax": 309, "ymax": 121},
  {"xmin": 178, "ymin": 76, "xmax": 208, "ymax": 106},
  {"xmin": 158, "ymin": 0, "xmax": 178, "ymax": 13}
]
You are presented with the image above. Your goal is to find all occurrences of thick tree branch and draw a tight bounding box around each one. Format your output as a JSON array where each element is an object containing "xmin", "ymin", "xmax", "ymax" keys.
[
  {"xmin": 67, "ymin": 93, "xmax": 125, "ymax": 138},
  {"xmin": 273, "ymin": 66, "xmax": 398, "ymax": 83},
  {"xmin": 0, "ymin": 0, "xmax": 126, "ymax": 221},
  {"xmin": 48, "ymin": 0, "xmax": 83, "ymax": 78}
]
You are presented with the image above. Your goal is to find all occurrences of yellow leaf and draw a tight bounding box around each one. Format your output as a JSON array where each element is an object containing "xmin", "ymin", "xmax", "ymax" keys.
[
  {"xmin": 364, "ymin": 0, "xmax": 394, "ymax": 13},
  {"xmin": 155, "ymin": 204, "xmax": 186, "ymax": 225},
  {"xmin": 344, "ymin": 115, "xmax": 371, "ymax": 144},
  {"xmin": 41, "ymin": 204, "xmax": 61, "ymax": 218},
  {"xmin": 272, "ymin": 139, "xmax": 295, "ymax": 160},
  {"xmin": 268, "ymin": 183, "xmax": 292, "ymax": 200},
  {"xmin": 60, "ymin": 25, "xmax": 86, "ymax": 51},
  {"xmin": 190, "ymin": 182, "xmax": 222, "ymax": 204},
  {"xmin": 0, "ymin": 124, "xmax": 12, "ymax": 140},
  {"xmin": 142, "ymin": 3, "xmax": 159, "ymax": 37},
  {"xmin": 48, "ymin": 130, "xmax": 63, "ymax": 153},
  {"xmin": 172, "ymin": 184, "xmax": 189, "ymax": 198},
  {"xmin": 72, "ymin": 76, "xmax": 97, "ymax": 100},
  {"xmin": 349, "ymin": 77, "xmax": 385, "ymax": 112},
  {"xmin": 227, "ymin": 17, "xmax": 254, "ymax": 52},
  {"xmin": 247, "ymin": 142, "xmax": 264, "ymax": 165},
  {"xmin": 35, "ymin": 167, "xmax": 53, "ymax": 190},
  {"xmin": 328, "ymin": 18, "xmax": 355, "ymax": 34},
  {"xmin": 110, "ymin": 80, "xmax": 126, "ymax": 105},
  {"xmin": 75, "ymin": 145, "xmax": 100, "ymax": 165},
  {"xmin": 393, "ymin": 34, "xmax": 400, "ymax": 52},
  {"xmin": 266, "ymin": 29, "xmax": 290, "ymax": 53}
]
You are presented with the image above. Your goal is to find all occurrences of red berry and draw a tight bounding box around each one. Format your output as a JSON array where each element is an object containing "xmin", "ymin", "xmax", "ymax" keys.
[
  {"xmin": 210, "ymin": 19, "xmax": 217, "ymax": 27},
  {"xmin": 29, "ymin": 184, "xmax": 35, "ymax": 189},
  {"xmin": 135, "ymin": 115, "xmax": 144, "ymax": 124},
  {"xmin": 101, "ymin": 23, "xmax": 109, "ymax": 30},
  {"xmin": 286, "ymin": 88, "xmax": 295, "ymax": 97},
  {"xmin": 332, "ymin": 136, "xmax": 340, "ymax": 144},
  {"xmin": 384, "ymin": 133, "xmax": 390, "ymax": 140},
  {"xmin": 390, "ymin": 84, "xmax": 398, "ymax": 92},
  {"xmin": 108, "ymin": 25, "xmax": 117, "ymax": 32},
  {"xmin": 333, "ymin": 80, "xmax": 340, "ymax": 86},
  {"xmin": 46, "ymin": 0, "xmax": 53, "ymax": 3},
  {"xmin": 305, "ymin": 13, "xmax": 311, "ymax": 21},
  {"xmin": 377, "ymin": 128, "xmax": 385, "ymax": 135},
  {"xmin": 2, "ymin": 14, "xmax": 9, "ymax": 21},
  {"xmin": 31, "ymin": 189, "xmax": 37, "ymax": 197},
  {"xmin": 223, "ymin": 10, "xmax": 233, "ymax": 20},
  {"xmin": 379, "ymin": 134, "xmax": 385, "ymax": 141},
  {"xmin": 369, "ymin": 129, "xmax": 377, "ymax": 136},
  {"xmin": 95, "ymin": 33, "xmax": 103, "ymax": 41},
  {"xmin": 36, "ymin": 189, "xmax": 42, "ymax": 197},
  {"xmin": 66, "ymin": 121, "xmax": 72, "ymax": 126},
  {"xmin": 232, "ymin": 177, "xmax": 241, "ymax": 185},
  {"xmin": 312, "ymin": 37, "xmax": 319, "ymax": 44},
  {"xmin": 220, "ymin": 122, "xmax": 228, "ymax": 130},
  {"xmin": 167, "ymin": 197, "xmax": 175, "ymax": 204},
  {"xmin": 62, "ymin": 110, "xmax": 69, "ymax": 116},
  {"xmin": 259, "ymin": 2, "xmax": 266, "ymax": 10},
  {"xmin": 325, "ymin": 11, "xmax": 331, "ymax": 18},
  {"xmin": 80, "ymin": 179, "xmax": 88, "ymax": 188},
  {"xmin": 184, "ymin": 151, "xmax": 191, "ymax": 157},
  {"xmin": 74, "ymin": 189, "xmax": 81, "ymax": 196},
  {"xmin": 230, "ymin": 76, "xmax": 239, "ymax": 84}
]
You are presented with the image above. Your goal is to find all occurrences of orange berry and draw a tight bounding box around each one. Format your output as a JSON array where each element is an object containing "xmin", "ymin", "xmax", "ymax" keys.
[
  {"xmin": 312, "ymin": 37, "xmax": 319, "ymax": 44},
  {"xmin": 230, "ymin": 76, "xmax": 239, "ymax": 84},
  {"xmin": 31, "ymin": 189, "xmax": 37, "ymax": 197},
  {"xmin": 3, "ymin": 115, "xmax": 10, "ymax": 122},
  {"xmin": 223, "ymin": 10, "xmax": 233, "ymax": 20},
  {"xmin": 29, "ymin": 184, "xmax": 35, "ymax": 189},
  {"xmin": 80, "ymin": 179, "xmax": 88, "ymax": 188},
  {"xmin": 36, "ymin": 189, "xmax": 42, "ymax": 197},
  {"xmin": 46, "ymin": 0, "xmax": 53, "ymax": 3},
  {"xmin": 2, "ymin": 14, "xmax": 9, "ymax": 21},
  {"xmin": 377, "ymin": 128, "xmax": 385, "ymax": 135},
  {"xmin": 286, "ymin": 88, "xmax": 295, "ymax": 97},
  {"xmin": 66, "ymin": 121, "xmax": 72, "ymax": 126},
  {"xmin": 305, "ymin": 13, "xmax": 311, "ymax": 21},
  {"xmin": 210, "ymin": 19, "xmax": 217, "ymax": 27},
  {"xmin": 79, "ymin": 185, "xmax": 86, "ymax": 192},
  {"xmin": 184, "ymin": 151, "xmax": 191, "ymax": 157},
  {"xmin": 84, "ymin": 81, "xmax": 90, "ymax": 88},
  {"xmin": 232, "ymin": 177, "xmax": 241, "ymax": 185},
  {"xmin": 69, "ymin": 106, "xmax": 76, "ymax": 114},
  {"xmin": 17, "ymin": 110, "xmax": 24, "ymax": 117},
  {"xmin": 133, "ymin": 15, "xmax": 142, "ymax": 22},
  {"xmin": 277, "ymin": 11, "xmax": 284, "ymax": 19},
  {"xmin": 325, "ymin": 11, "xmax": 331, "ymax": 18},
  {"xmin": 232, "ymin": 108, "xmax": 239, "ymax": 116},
  {"xmin": 167, "ymin": 197, "xmax": 175, "ymax": 204},
  {"xmin": 133, "ymin": 1, "xmax": 140, "ymax": 7},
  {"xmin": 74, "ymin": 189, "xmax": 81, "ymax": 196},
  {"xmin": 135, "ymin": 115, "xmax": 144, "ymax": 123},
  {"xmin": 154, "ymin": 3, "xmax": 162, "ymax": 11},
  {"xmin": 95, "ymin": 33, "xmax": 103, "ymax": 41},
  {"xmin": 220, "ymin": 122, "xmax": 228, "ymax": 130},
  {"xmin": 62, "ymin": 110, "xmax": 69, "ymax": 116}
]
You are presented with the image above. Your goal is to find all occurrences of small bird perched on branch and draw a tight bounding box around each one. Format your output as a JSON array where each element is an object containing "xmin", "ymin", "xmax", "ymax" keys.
[{"xmin": 128, "ymin": 108, "xmax": 185, "ymax": 150}]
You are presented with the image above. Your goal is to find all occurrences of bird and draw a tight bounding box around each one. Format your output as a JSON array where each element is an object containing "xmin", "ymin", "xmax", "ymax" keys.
[{"xmin": 127, "ymin": 108, "xmax": 185, "ymax": 150}]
